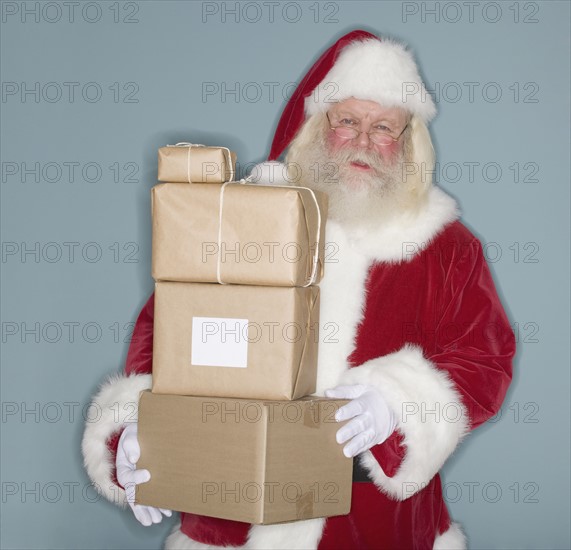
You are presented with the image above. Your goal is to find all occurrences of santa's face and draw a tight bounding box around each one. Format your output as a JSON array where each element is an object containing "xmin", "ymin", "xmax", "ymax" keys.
[
  {"xmin": 285, "ymin": 98, "xmax": 415, "ymax": 228},
  {"xmin": 326, "ymin": 98, "xmax": 409, "ymax": 171},
  {"xmin": 313, "ymin": 98, "xmax": 410, "ymax": 197}
]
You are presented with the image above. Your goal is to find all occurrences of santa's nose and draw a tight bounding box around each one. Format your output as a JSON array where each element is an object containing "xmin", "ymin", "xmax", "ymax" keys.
[{"xmin": 352, "ymin": 129, "xmax": 375, "ymax": 149}]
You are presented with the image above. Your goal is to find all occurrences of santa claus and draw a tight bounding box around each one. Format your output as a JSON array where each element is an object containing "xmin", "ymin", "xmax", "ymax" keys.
[{"xmin": 82, "ymin": 30, "xmax": 515, "ymax": 549}]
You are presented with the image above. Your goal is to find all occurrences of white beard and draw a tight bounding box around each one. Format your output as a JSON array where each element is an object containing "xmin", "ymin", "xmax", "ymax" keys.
[{"xmin": 286, "ymin": 128, "xmax": 413, "ymax": 230}]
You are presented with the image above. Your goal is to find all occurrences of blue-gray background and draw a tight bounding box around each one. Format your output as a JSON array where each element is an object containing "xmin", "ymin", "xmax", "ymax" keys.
[{"xmin": 1, "ymin": 1, "xmax": 569, "ymax": 548}]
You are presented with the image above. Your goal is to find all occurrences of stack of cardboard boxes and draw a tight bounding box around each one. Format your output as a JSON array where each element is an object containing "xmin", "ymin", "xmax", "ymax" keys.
[{"xmin": 135, "ymin": 144, "xmax": 352, "ymax": 524}]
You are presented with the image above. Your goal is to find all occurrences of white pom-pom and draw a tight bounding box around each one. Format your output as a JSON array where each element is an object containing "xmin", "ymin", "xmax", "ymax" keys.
[{"xmin": 247, "ymin": 161, "xmax": 292, "ymax": 186}]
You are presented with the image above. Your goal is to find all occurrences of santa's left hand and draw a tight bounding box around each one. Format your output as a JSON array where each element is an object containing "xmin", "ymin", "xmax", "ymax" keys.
[{"xmin": 325, "ymin": 384, "xmax": 397, "ymax": 458}]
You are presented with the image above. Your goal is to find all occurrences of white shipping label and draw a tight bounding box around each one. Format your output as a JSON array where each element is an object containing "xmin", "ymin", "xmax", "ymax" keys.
[{"xmin": 191, "ymin": 316, "xmax": 249, "ymax": 368}]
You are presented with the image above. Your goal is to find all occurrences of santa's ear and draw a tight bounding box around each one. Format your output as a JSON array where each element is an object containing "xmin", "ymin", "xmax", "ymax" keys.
[
  {"xmin": 246, "ymin": 161, "xmax": 294, "ymax": 186},
  {"xmin": 406, "ymin": 115, "xmax": 435, "ymax": 196}
]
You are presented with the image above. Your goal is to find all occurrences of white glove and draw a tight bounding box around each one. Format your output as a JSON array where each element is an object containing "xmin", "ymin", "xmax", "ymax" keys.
[
  {"xmin": 325, "ymin": 384, "xmax": 397, "ymax": 458},
  {"xmin": 116, "ymin": 422, "xmax": 172, "ymax": 526}
]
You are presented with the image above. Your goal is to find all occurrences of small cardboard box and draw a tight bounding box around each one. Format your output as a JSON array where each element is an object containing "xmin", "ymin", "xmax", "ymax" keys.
[
  {"xmin": 152, "ymin": 281, "xmax": 320, "ymax": 400},
  {"xmin": 151, "ymin": 182, "xmax": 327, "ymax": 287},
  {"xmin": 158, "ymin": 144, "xmax": 237, "ymax": 183},
  {"xmin": 135, "ymin": 391, "xmax": 352, "ymax": 524}
]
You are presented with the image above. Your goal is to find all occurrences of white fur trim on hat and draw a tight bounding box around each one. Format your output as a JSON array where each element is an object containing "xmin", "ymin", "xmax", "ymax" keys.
[
  {"xmin": 247, "ymin": 161, "xmax": 293, "ymax": 186},
  {"xmin": 81, "ymin": 372, "xmax": 152, "ymax": 507},
  {"xmin": 339, "ymin": 344, "xmax": 469, "ymax": 500},
  {"xmin": 305, "ymin": 38, "xmax": 436, "ymax": 123}
]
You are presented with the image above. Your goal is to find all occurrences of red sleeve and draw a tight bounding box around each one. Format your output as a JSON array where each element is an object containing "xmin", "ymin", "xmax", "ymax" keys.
[
  {"xmin": 370, "ymin": 431, "xmax": 405, "ymax": 478},
  {"xmin": 125, "ymin": 293, "xmax": 155, "ymax": 376},
  {"xmin": 347, "ymin": 237, "xmax": 515, "ymax": 492},
  {"xmin": 429, "ymin": 239, "xmax": 515, "ymax": 429},
  {"xmin": 374, "ymin": 239, "xmax": 514, "ymax": 477}
]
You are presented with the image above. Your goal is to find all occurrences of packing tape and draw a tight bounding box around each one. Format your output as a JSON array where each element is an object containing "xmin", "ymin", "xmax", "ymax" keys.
[
  {"xmin": 296, "ymin": 490, "xmax": 314, "ymax": 519},
  {"xmin": 303, "ymin": 401, "xmax": 320, "ymax": 429}
]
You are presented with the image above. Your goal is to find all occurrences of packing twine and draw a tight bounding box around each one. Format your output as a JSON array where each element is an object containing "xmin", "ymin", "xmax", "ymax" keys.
[
  {"xmin": 216, "ymin": 182, "xmax": 321, "ymax": 287},
  {"xmin": 167, "ymin": 143, "xmax": 234, "ymax": 183}
]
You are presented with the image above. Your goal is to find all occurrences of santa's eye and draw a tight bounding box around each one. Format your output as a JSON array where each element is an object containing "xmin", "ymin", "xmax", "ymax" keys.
[
  {"xmin": 339, "ymin": 118, "xmax": 358, "ymax": 126},
  {"xmin": 374, "ymin": 124, "xmax": 391, "ymax": 133}
]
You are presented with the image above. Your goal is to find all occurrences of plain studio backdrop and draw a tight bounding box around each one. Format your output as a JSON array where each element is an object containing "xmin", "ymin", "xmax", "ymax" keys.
[{"xmin": 1, "ymin": 1, "xmax": 569, "ymax": 549}]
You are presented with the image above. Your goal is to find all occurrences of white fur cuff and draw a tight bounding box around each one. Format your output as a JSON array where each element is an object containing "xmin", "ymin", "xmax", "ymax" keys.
[
  {"xmin": 81, "ymin": 372, "xmax": 152, "ymax": 507},
  {"xmin": 433, "ymin": 522, "xmax": 467, "ymax": 550},
  {"xmin": 339, "ymin": 344, "xmax": 469, "ymax": 500}
]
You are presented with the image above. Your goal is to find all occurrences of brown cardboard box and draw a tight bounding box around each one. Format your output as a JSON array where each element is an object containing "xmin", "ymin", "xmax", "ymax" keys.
[
  {"xmin": 152, "ymin": 281, "xmax": 319, "ymax": 400},
  {"xmin": 135, "ymin": 391, "xmax": 352, "ymax": 524},
  {"xmin": 151, "ymin": 182, "xmax": 327, "ymax": 287},
  {"xmin": 158, "ymin": 144, "xmax": 237, "ymax": 183}
]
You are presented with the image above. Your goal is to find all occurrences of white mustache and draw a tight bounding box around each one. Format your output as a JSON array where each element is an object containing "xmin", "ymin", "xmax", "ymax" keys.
[{"xmin": 330, "ymin": 148, "xmax": 385, "ymax": 173}]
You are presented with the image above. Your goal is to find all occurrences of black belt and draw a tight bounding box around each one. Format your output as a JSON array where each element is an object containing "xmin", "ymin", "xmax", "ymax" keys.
[{"xmin": 352, "ymin": 456, "xmax": 374, "ymax": 483}]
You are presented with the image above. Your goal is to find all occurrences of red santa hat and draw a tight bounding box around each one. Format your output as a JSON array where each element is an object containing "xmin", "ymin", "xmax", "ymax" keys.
[{"xmin": 268, "ymin": 29, "xmax": 436, "ymax": 162}]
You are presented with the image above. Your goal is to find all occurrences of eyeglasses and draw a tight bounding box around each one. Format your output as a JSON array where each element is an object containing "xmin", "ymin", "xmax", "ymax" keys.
[{"xmin": 326, "ymin": 112, "xmax": 408, "ymax": 146}]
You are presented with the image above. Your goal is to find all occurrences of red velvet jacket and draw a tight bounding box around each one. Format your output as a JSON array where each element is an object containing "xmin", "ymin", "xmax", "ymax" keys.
[{"xmin": 96, "ymin": 216, "xmax": 513, "ymax": 549}]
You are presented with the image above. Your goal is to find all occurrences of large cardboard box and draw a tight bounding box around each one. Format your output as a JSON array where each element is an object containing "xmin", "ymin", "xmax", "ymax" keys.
[
  {"xmin": 152, "ymin": 281, "xmax": 319, "ymax": 400},
  {"xmin": 135, "ymin": 391, "xmax": 352, "ymax": 524},
  {"xmin": 158, "ymin": 144, "xmax": 237, "ymax": 183},
  {"xmin": 151, "ymin": 182, "xmax": 327, "ymax": 287}
]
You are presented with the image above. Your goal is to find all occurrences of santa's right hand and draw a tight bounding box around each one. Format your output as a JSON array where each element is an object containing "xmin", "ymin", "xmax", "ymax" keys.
[{"xmin": 116, "ymin": 422, "xmax": 172, "ymax": 526}]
